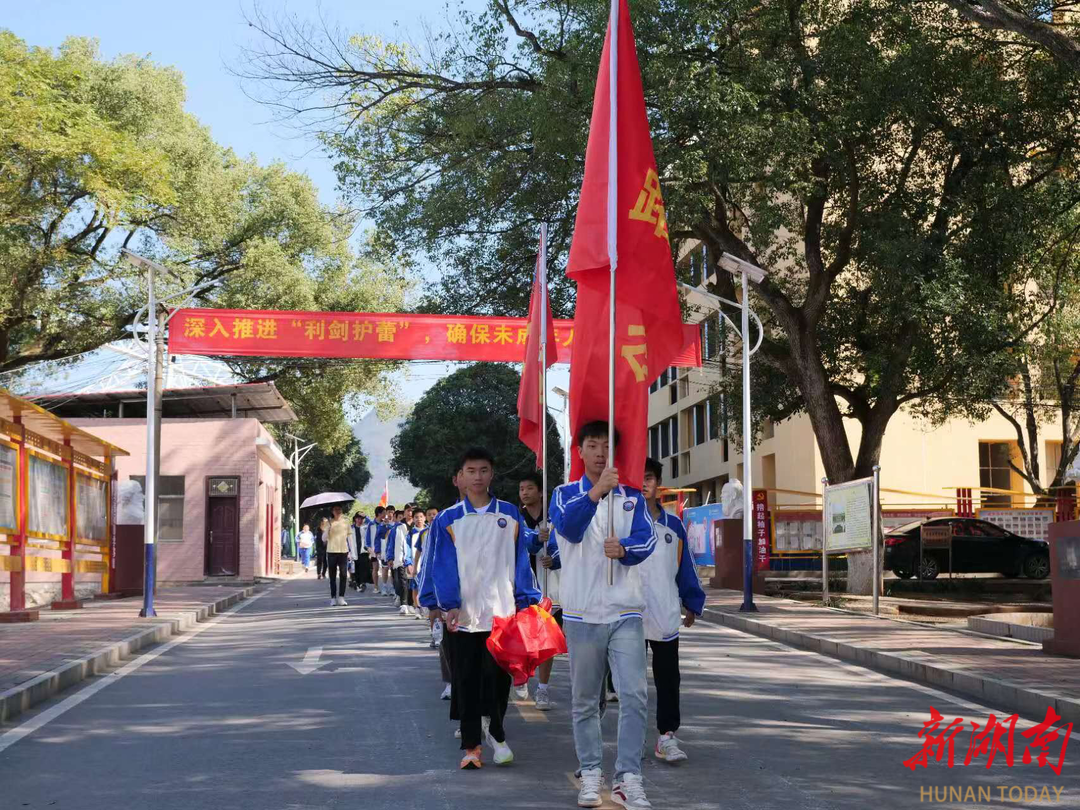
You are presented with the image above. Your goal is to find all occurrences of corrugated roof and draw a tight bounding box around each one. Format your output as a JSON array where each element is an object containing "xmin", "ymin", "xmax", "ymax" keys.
[{"xmin": 29, "ymin": 382, "xmax": 297, "ymax": 424}]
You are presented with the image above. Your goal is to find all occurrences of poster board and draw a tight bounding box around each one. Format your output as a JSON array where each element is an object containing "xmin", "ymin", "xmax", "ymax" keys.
[
  {"xmin": 920, "ymin": 524, "xmax": 951, "ymax": 549},
  {"xmin": 0, "ymin": 442, "xmax": 15, "ymax": 533},
  {"xmin": 823, "ymin": 478, "xmax": 873, "ymax": 552},
  {"xmin": 682, "ymin": 503, "xmax": 723, "ymax": 565},
  {"xmin": 28, "ymin": 452, "xmax": 68, "ymax": 540},
  {"xmin": 76, "ymin": 473, "xmax": 108, "ymax": 542},
  {"xmin": 977, "ymin": 508, "xmax": 1055, "ymax": 541}
]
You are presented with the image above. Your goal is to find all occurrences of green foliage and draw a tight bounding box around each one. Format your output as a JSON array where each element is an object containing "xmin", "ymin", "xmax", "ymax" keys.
[
  {"xmin": 390, "ymin": 363, "xmax": 565, "ymax": 507},
  {"xmin": 246, "ymin": 1, "xmax": 1080, "ymax": 481},
  {"xmin": 0, "ymin": 31, "xmax": 409, "ymax": 450}
]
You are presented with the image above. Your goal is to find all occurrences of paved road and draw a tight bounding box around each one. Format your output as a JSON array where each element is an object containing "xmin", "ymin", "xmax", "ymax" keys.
[{"xmin": 2, "ymin": 573, "xmax": 1077, "ymax": 809}]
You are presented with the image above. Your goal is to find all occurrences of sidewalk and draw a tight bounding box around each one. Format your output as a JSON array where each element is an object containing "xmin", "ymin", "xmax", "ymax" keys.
[
  {"xmin": 0, "ymin": 585, "xmax": 256, "ymax": 725},
  {"xmin": 700, "ymin": 587, "xmax": 1079, "ymax": 724}
]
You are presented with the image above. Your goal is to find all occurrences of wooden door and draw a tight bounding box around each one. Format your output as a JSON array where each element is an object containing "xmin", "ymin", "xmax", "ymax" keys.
[{"xmin": 206, "ymin": 477, "xmax": 240, "ymax": 576}]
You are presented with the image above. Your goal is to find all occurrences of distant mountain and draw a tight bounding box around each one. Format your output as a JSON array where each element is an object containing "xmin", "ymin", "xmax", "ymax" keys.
[{"xmin": 352, "ymin": 409, "xmax": 420, "ymax": 504}]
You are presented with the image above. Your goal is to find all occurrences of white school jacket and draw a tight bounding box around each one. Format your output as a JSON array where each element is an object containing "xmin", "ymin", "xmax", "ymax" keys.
[
  {"xmin": 420, "ymin": 497, "xmax": 540, "ymax": 633},
  {"xmin": 640, "ymin": 507, "xmax": 707, "ymax": 642},
  {"xmin": 550, "ymin": 476, "xmax": 655, "ymax": 625}
]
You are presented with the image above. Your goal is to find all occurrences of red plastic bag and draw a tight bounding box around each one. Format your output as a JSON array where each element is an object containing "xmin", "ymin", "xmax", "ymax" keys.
[{"xmin": 486, "ymin": 598, "xmax": 568, "ymax": 686}]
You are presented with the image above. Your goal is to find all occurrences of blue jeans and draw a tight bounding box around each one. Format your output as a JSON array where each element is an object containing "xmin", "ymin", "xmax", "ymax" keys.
[
  {"xmin": 299, "ymin": 547, "xmax": 311, "ymax": 566},
  {"xmin": 563, "ymin": 617, "xmax": 648, "ymax": 778}
]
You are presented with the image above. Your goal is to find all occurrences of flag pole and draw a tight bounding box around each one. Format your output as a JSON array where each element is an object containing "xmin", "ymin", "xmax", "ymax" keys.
[
  {"xmin": 539, "ymin": 223, "xmax": 550, "ymax": 595},
  {"xmin": 606, "ymin": 0, "xmax": 618, "ymax": 587}
]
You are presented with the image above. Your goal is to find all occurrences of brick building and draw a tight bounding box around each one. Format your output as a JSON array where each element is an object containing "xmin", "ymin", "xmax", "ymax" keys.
[{"xmin": 41, "ymin": 383, "xmax": 294, "ymax": 585}]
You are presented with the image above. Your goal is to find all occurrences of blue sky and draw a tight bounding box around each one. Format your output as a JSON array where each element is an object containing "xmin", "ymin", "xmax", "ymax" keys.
[{"xmin": 5, "ymin": 0, "xmax": 570, "ymax": 409}]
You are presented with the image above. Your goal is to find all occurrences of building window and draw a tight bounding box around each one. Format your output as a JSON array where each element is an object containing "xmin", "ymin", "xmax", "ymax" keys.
[
  {"xmin": 650, "ymin": 379, "xmax": 658, "ymax": 394},
  {"xmin": 670, "ymin": 415, "xmax": 679, "ymax": 455},
  {"xmin": 131, "ymin": 475, "xmax": 185, "ymax": 542},
  {"xmin": 762, "ymin": 419, "xmax": 775, "ymax": 440},
  {"xmin": 681, "ymin": 451, "xmax": 691, "ymax": 477},
  {"xmin": 659, "ymin": 369, "xmax": 669, "ymax": 388},
  {"xmin": 707, "ymin": 397, "xmax": 721, "ymax": 441},
  {"xmin": 979, "ymin": 442, "xmax": 1015, "ymax": 508},
  {"xmin": 669, "ymin": 381, "xmax": 678, "ymax": 405},
  {"xmin": 670, "ymin": 456, "xmax": 679, "ymax": 480},
  {"xmin": 650, "ymin": 426, "xmax": 660, "ymax": 460},
  {"xmin": 690, "ymin": 250, "xmax": 701, "ymax": 286},
  {"xmin": 661, "ymin": 421, "xmax": 671, "ymax": 458},
  {"xmin": 694, "ymin": 403, "xmax": 706, "ymax": 445}
]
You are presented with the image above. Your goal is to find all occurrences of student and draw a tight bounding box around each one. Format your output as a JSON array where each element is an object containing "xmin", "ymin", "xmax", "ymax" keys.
[
  {"xmin": 550, "ymin": 421, "xmax": 655, "ymax": 810},
  {"xmin": 378, "ymin": 505, "xmax": 396, "ymax": 596},
  {"xmin": 405, "ymin": 508, "xmax": 427, "ymax": 617},
  {"xmin": 367, "ymin": 506, "xmax": 386, "ymax": 592},
  {"xmin": 519, "ymin": 470, "xmax": 555, "ymax": 707},
  {"xmin": 296, "ymin": 523, "xmax": 314, "ymax": 572},
  {"xmin": 324, "ymin": 504, "xmax": 352, "ymax": 606},
  {"xmin": 352, "ymin": 513, "xmax": 370, "ymax": 592},
  {"xmin": 421, "ymin": 447, "xmax": 540, "ymax": 770},
  {"xmin": 314, "ymin": 517, "xmax": 329, "ymax": 579},
  {"xmin": 639, "ymin": 457, "xmax": 705, "ymax": 764},
  {"xmin": 387, "ymin": 509, "xmax": 409, "ymax": 606}
]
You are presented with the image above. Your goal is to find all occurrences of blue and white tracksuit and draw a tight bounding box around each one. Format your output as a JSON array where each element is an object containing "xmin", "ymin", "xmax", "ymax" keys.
[
  {"xmin": 550, "ymin": 476, "xmax": 655, "ymax": 624},
  {"xmin": 550, "ymin": 474, "xmax": 655, "ymax": 779},
  {"xmin": 418, "ymin": 497, "xmax": 540, "ymax": 633},
  {"xmin": 387, "ymin": 522, "xmax": 410, "ymax": 569},
  {"xmin": 641, "ymin": 507, "xmax": 706, "ymax": 642},
  {"xmin": 526, "ymin": 523, "xmax": 562, "ymax": 612}
]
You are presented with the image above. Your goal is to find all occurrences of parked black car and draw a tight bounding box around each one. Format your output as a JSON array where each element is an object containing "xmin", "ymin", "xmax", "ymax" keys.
[{"xmin": 884, "ymin": 517, "xmax": 1050, "ymax": 580}]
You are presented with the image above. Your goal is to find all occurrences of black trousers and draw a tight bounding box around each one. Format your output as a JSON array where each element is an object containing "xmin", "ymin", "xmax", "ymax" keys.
[
  {"xmin": 352, "ymin": 552, "xmax": 372, "ymax": 587},
  {"xmin": 315, "ymin": 543, "xmax": 328, "ymax": 577},
  {"xmin": 327, "ymin": 552, "xmax": 348, "ymax": 599},
  {"xmin": 648, "ymin": 638, "xmax": 681, "ymax": 734},
  {"xmin": 392, "ymin": 566, "xmax": 407, "ymax": 602},
  {"xmin": 450, "ymin": 630, "xmax": 510, "ymax": 750}
]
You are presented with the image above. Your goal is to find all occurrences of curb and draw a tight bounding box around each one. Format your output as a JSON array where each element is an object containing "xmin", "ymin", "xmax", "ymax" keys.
[
  {"xmin": 0, "ymin": 586, "xmax": 255, "ymax": 726},
  {"xmin": 699, "ymin": 605, "xmax": 1080, "ymax": 725}
]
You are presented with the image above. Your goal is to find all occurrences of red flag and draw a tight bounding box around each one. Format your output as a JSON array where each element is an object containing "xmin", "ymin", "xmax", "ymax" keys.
[
  {"xmin": 517, "ymin": 232, "xmax": 558, "ymax": 467},
  {"xmin": 378, "ymin": 481, "xmax": 389, "ymax": 508},
  {"xmin": 566, "ymin": 0, "xmax": 685, "ymax": 489}
]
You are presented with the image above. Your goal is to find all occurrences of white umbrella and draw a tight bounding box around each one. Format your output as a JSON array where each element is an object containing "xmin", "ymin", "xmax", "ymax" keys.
[{"xmin": 299, "ymin": 492, "xmax": 356, "ymax": 509}]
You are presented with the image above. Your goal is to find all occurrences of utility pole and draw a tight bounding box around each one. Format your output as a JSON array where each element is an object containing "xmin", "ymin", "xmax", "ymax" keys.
[{"xmin": 121, "ymin": 249, "xmax": 221, "ymax": 619}]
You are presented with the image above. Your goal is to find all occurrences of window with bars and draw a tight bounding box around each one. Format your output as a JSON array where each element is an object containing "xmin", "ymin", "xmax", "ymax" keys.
[
  {"xmin": 979, "ymin": 442, "xmax": 1015, "ymax": 508},
  {"xmin": 130, "ymin": 475, "xmax": 185, "ymax": 542}
]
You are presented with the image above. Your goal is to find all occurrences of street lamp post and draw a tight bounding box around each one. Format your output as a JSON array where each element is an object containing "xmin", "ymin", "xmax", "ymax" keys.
[
  {"xmin": 121, "ymin": 249, "xmax": 219, "ymax": 618},
  {"xmin": 681, "ymin": 252, "xmax": 767, "ymax": 613},
  {"xmin": 551, "ymin": 386, "xmax": 571, "ymax": 484},
  {"xmin": 286, "ymin": 433, "xmax": 316, "ymax": 550}
]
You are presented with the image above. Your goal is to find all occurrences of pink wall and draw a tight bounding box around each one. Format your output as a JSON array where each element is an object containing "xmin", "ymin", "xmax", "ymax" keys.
[{"xmin": 68, "ymin": 418, "xmax": 285, "ymax": 582}]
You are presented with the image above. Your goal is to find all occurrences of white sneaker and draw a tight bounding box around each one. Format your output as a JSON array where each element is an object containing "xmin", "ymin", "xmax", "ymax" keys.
[
  {"xmin": 611, "ymin": 773, "xmax": 652, "ymax": 809},
  {"xmin": 655, "ymin": 732, "xmax": 687, "ymax": 763},
  {"xmin": 399, "ymin": 605, "xmax": 409, "ymax": 615},
  {"xmin": 440, "ymin": 683, "xmax": 452, "ymax": 701},
  {"xmin": 338, "ymin": 596, "xmax": 348, "ymax": 606},
  {"xmin": 393, "ymin": 596, "xmax": 402, "ymax": 607},
  {"xmin": 577, "ymin": 768, "xmax": 604, "ymax": 808},
  {"xmin": 454, "ymin": 727, "xmax": 461, "ymax": 739},
  {"xmin": 492, "ymin": 738, "xmax": 513, "ymax": 765},
  {"xmin": 329, "ymin": 598, "xmax": 337, "ymax": 607},
  {"xmin": 534, "ymin": 688, "xmax": 551, "ymax": 711},
  {"xmin": 513, "ymin": 683, "xmax": 529, "ymax": 701}
]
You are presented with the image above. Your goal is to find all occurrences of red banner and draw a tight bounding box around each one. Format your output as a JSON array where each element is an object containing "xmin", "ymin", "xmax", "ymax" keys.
[
  {"xmin": 753, "ymin": 488, "xmax": 771, "ymax": 571},
  {"xmin": 167, "ymin": 309, "xmax": 702, "ymax": 366}
]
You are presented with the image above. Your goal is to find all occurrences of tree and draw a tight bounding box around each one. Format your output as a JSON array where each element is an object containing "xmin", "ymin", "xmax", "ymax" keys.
[
  {"xmin": 962, "ymin": 196, "xmax": 1080, "ymax": 499},
  {"xmin": 244, "ymin": 0, "xmax": 1080, "ymax": 486},
  {"xmin": 0, "ymin": 32, "xmax": 409, "ymax": 450},
  {"xmin": 391, "ymin": 363, "xmax": 565, "ymax": 506},
  {"xmin": 281, "ymin": 434, "xmax": 372, "ymax": 528},
  {"xmin": 938, "ymin": 1, "xmax": 1080, "ymax": 74}
]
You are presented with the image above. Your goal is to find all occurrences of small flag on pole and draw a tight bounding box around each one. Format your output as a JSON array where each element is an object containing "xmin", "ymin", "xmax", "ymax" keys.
[
  {"xmin": 378, "ymin": 481, "xmax": 389, "ymax": 508},
  {"xmin": 518, "ymin": 227, "xmax": 558, "ymax": 468}
]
